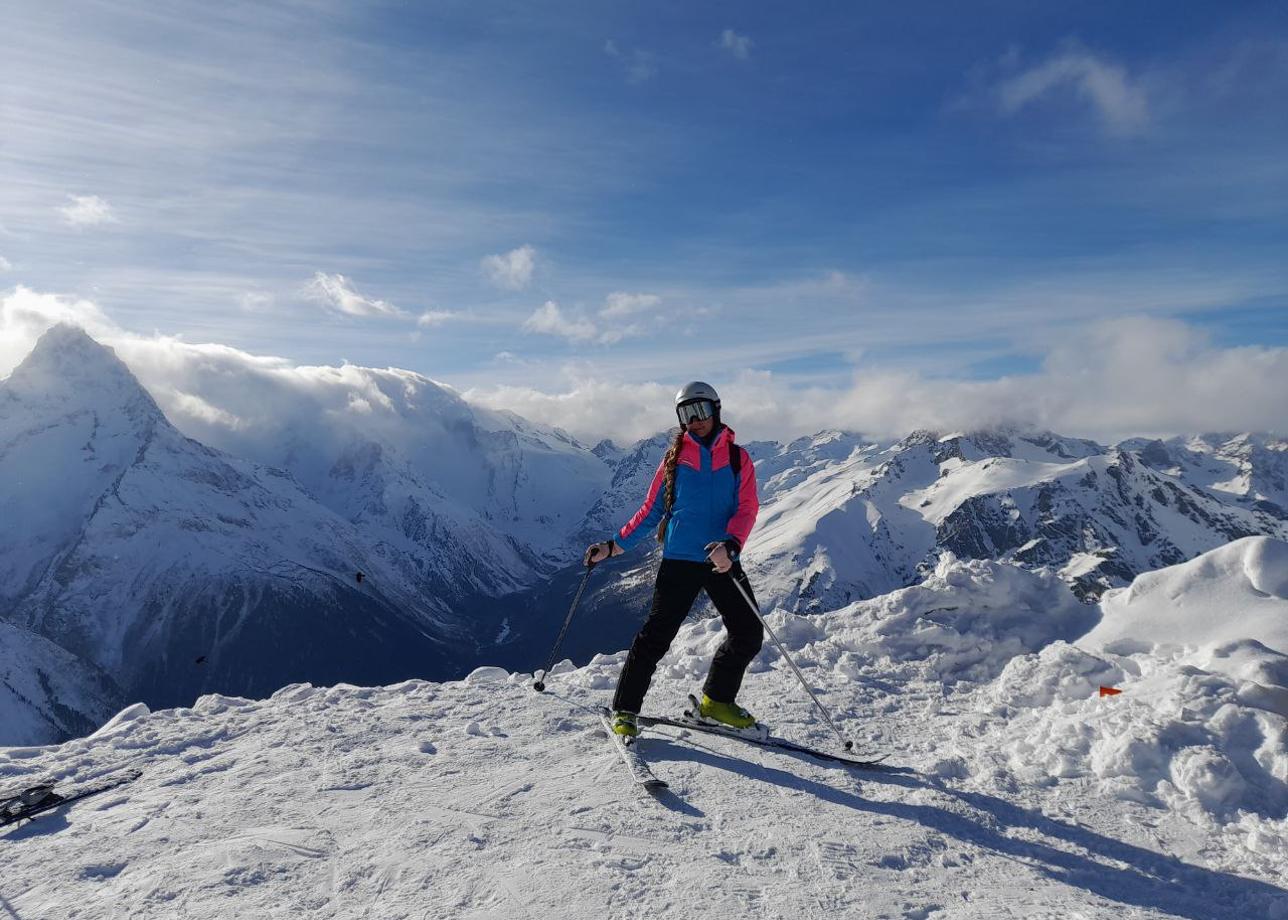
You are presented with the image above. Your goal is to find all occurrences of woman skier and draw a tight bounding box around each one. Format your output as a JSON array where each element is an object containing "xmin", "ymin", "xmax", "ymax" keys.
[{"xmin": 584, "ymin": 381, "xmax": 763, "ymax": 738}]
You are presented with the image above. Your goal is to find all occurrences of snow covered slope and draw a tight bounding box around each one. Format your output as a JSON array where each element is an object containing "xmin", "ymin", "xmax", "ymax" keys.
[
  {"xmin": 2, "ymin": 540, "xmax": 1285, "ymax": 919},
  {"xmin": 1127, "ymin": 433, "xmax": 1288, "ymax": 516},
  {"xmin": 0, "ymin": 619, "xmax": 121, "ymax": 746},
  {"xmin": 117, "ymin": 340, "xmax": 612, "ymax": 587},
  {"xmin": 0, "ymin": 326, "xmax": 468, "ymax": 723}
]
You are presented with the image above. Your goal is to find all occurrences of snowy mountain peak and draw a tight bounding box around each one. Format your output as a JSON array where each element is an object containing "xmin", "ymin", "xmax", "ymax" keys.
[
  {"xmin": 2, "ymin": 324, "xmax": 163, "ymax": 422},
  {"xmin": 903, "ymin": 427, "xmax": 1104, "ymax": 464}
]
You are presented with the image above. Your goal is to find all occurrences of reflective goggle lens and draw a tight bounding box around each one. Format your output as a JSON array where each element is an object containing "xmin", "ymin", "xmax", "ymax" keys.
[{"xmin": 677, "ymin": 400, "xmax": 716, "ymax": 424}]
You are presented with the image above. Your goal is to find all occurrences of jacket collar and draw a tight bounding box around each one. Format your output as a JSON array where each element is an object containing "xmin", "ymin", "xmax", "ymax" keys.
[{"xmin": 685, "ymin": 425, "xmax": 734, "ymax": 450}]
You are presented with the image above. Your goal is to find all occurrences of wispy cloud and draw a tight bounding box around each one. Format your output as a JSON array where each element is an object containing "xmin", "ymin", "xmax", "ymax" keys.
[
  {"xmin": 1, "ymin": 0, "xmax": 658, "ymax": 354},
  {"xmin": 238, "ymin": 291, "xmax": 273, "ymax": 312},
  {"xmin": 604, "ymin": 40, "xmax": 657, "ymax": 84},
  {"xmin": 600, "ymin": 291, "xmax": 661, "ymax": 318},
  {"xmin": 520, "ymin": 295, "xmax": 652, "ymax": 346},
  {"xmin": 992, "ymin": 47, "xmax": 1149, "ymax": 134},
  {"xmin": 417, "ymin": 309, "xmax": 456, "ymax": 327},
  {"xmin": 522, "ymin": 301, "xmax": 596, "ymax": 342},
  {"xmin": 719, "ymin": 30, "xmax": 753, "ymax": 61},
  {"xmin": 304, "ymin": 273, "xmax": 405, "ymax": 319},
  {"xmin": 59, "ymin": 195, "xmax": 118, "ymax": 227},
  {"xmin": 0, "ymin": 256, "xmax": 11, "ymax": 272},
  {"xmin": 481, "ymin": 245, "xmax": 536, "ymax": 290}
]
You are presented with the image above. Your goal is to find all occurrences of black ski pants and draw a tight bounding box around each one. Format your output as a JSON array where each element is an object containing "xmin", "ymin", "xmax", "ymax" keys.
[{"xmin": 612, "ymin": 558, "xmax": 764, "ymax": 714}]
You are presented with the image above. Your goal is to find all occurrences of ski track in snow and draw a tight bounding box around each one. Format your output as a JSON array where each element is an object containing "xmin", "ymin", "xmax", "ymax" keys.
[{"xmin": 3, "ymin": 541, "xmax": 1288, "ymax": 919}]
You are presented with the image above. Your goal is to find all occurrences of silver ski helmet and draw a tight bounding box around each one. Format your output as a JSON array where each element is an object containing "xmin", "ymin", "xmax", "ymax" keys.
[{"xmin": 675, "ymin": 380, "xmax": 720, "ymax": 427}]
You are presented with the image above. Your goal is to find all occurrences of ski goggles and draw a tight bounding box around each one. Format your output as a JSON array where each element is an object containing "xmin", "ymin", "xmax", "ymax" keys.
[{"xmin": 676, "ymin": 399, "xmax": 717, "ymax": 425}]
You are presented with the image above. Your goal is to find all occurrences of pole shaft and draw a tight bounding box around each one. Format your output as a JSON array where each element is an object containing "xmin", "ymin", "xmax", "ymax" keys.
[
  {"xmin": 533, "ymin": 563, "xmax": 595, "ymax": 688},
  {"xmin": 727, "ymin": 571, "xmax": 853, "ymax": 749}
]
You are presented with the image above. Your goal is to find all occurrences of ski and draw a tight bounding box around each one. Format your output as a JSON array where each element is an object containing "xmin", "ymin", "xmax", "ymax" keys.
[
  {"xmin": 598, "ymin": 710, "xmax": 668, "ymax": 791},
  {"xmin": 2, "ymin": 769, "xmax": 142, "ymax": 829},
  {"xmin": 636, "ymin": 711, "xmax": 888, "ymax": 770}
]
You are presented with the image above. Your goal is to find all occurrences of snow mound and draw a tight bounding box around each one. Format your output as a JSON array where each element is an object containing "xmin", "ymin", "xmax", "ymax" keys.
[
  {"xmin": 994, "ymin": 641, "xmax": 1125, "ymax": 710},
  {"xmin": 1079, "ymin": 535, "xmax": 1288, "ymax": 720},
  {"xmin": 982, "ymin": 539, "xmax": 1288, "ymax": 823},
  {"xmin": 1083, "ymin": 536, "xmax": 1288, "ymax": 658},
  {"xmin": 827, "ymin": 553, "xmax": 1096, "ymax": 684},
  {"xmin": 992, "ymin": 651, "xmax": 1288, "ymax": 821}
]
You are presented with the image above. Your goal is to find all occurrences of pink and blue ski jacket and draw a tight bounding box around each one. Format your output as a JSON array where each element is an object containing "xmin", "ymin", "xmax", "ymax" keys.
[{"xmin": 615, "ymin": 426, "xmax": 759, "ymax": 562}]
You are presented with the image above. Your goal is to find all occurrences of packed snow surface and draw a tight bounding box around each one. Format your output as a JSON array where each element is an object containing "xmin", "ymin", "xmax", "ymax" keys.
[{"xmin": 4, "ymin": 542, "xmax": 1287, "ymax": 918}]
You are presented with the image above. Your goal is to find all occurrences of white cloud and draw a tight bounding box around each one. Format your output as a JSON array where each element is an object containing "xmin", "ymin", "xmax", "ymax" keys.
[
  {"xmin": 522, "ymin": 301, "xmax": 597, "ymax": 342},
  {"xmin": 719, "ymin": 30, "xmax": 754, "ymax": 61},
  {"xmin": 465, "ymin": 378, "xmax": 675, "ymax": 445},
  {"xmin": 238, "ymin": 291, "xmax": 273, "ymax": 312},
  {"xmin": 417, "ymin": 310, "xmax": 455, "ymax": 327},
  {"xmin": 604, "ymin": 40, "xmax": 657, "ymax": 84},
  {"xmin": 467, "ymin": 316, "xmax": 1288, "ymax": 445},
  {"xmin": 521, "ymin": 298, "xmax": 648, "ymax": 346},
  {"xmin": 304, "ymin": 272, "xmax": 405, "ymax": 318},
  {"xmin": 169, "ymin": 390, "xmax": 245, "ymax": 429},
  {"xmin": 994, "ymin": 49, "xmax": 1149, "ymax": 134},
  {"xmin": 481, "ymin": 245, "xmax": 537, "ymax": 291},
  {"xmin": 59, "ymin": 195, "xmax": 118, "ymax": 227},
  {"xmin": 4, "ymin": 288, "xmax": 1286, "ymax": 454},
  {"xmin": 0, "ymin": 256, "xmax": 11, "ymax": 272},
  {"xmin": 600, "ymin": 291, "xmax": 661, "ymax": 318},
  {"xmin": 596, "ymin": 324, "xmax": 646, "ymax": 346},
  {"xmin": 0, "ymin": 287, "xmax": 119, "ymax": 376}
]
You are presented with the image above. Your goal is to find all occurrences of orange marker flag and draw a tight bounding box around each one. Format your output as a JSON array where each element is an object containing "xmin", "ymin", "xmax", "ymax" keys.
[{"xmin": 1099, "ymin": 686, "xmax": 1122, "ymax": 697}]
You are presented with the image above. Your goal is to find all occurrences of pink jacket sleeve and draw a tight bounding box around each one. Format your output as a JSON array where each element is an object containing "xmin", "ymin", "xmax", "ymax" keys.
[
  {"xmin": 616, "ymin": 457, "xmax": 668, "ymax": 551},
  {"xmin": 725, "ymin": 447, "xmax": 758, "ymax": 549}
]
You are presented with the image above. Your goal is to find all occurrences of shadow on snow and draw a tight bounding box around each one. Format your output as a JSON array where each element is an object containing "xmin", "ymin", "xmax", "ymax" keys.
[{"xmin": 646, "ymin": 736, "xmax": 1288, "ymax": 920}]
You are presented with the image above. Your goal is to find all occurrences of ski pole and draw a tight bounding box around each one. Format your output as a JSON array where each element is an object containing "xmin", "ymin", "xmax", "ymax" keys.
[
  {"xmin": 533, "ymin": 561, "xmax": 597, "ymax": 692},
  {"xmin": 727, "ymin": 570, "xmax": 856, "ymax": 752}
]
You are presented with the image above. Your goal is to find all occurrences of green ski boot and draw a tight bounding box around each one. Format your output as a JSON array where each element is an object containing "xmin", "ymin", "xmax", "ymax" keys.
[
  {"xmin": 610, "ymin": 710, "xmax": 640, "ymax": 738},
  {"xmin": 697, "ymin": 694, "xmax": 757, "ymax": 730}
]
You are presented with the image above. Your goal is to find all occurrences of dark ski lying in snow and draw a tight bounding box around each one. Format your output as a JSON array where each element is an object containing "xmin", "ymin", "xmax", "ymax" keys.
[
  {"xmin": 637, "ymin": 712, "xmax": 888, "ymax": 769},
  {"xmin": 1, "ymin": 769, "xmax": 142, "ymax": 828},
  {"xmin": 598, "ymin": 710, "xmax": 668, "ymax": 791}
]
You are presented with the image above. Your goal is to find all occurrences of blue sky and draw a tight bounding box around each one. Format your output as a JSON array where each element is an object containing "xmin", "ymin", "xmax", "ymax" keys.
[{"xmin": 2, "ymin": 1, "xmax": 1286, "ymax": 441}]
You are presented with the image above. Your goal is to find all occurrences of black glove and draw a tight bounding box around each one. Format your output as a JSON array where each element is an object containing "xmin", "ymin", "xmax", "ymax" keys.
[
  {"xmin": 583, "ymin": 540, "xmax": 619, "ymax": 567},
  {"xmin": 705, "ymin": 539, "xmax": 740, "ymax": 573}
]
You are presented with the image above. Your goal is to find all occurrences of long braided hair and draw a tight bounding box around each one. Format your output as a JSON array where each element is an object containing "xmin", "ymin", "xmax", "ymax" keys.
[{"xmin": 655, "ymin": 426, "xmax": 689, "ymax": 543}]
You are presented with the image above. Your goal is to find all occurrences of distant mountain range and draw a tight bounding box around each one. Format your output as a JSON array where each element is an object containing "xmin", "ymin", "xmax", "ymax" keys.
[{"xmin": 3, "ymin": 324, "xmax": 1285, "ymax": 744}]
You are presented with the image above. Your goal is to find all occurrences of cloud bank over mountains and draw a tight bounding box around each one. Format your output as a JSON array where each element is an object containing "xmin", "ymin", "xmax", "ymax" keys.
[{"xmin": 2, "ymin": 286, "xmax": 1286, "ymax": 447}]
